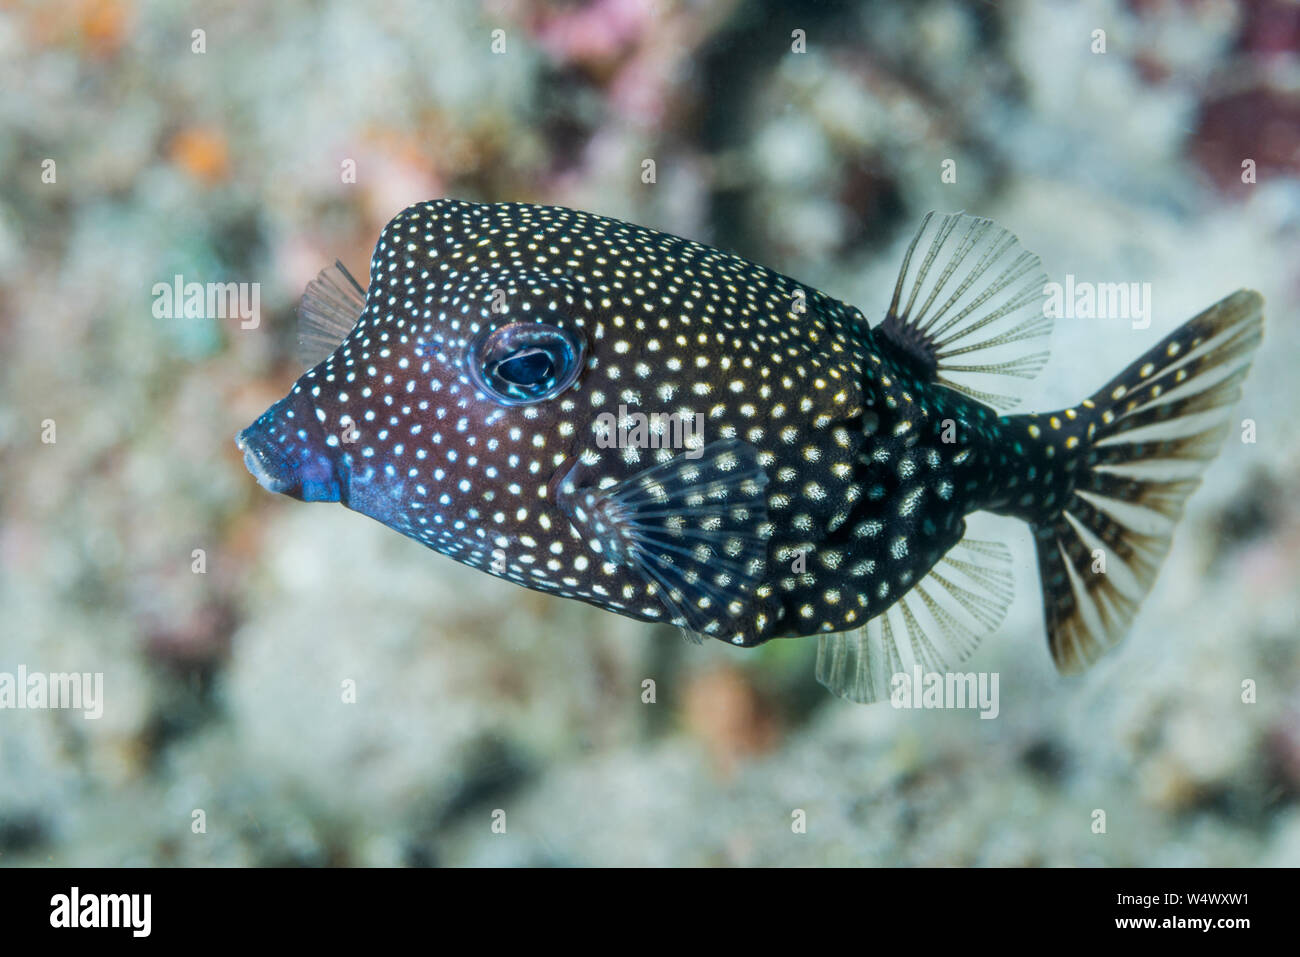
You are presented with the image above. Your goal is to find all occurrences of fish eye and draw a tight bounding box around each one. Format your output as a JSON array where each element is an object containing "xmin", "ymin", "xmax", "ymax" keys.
[{"xmin": 469, "ymin": 322, "xmax": 586, "ymax": 405}]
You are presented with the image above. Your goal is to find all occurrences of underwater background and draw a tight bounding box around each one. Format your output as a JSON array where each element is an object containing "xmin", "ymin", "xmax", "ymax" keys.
[{"xmin": 2, "ymin": 0, "xmax": 1299, "ymax": 866}]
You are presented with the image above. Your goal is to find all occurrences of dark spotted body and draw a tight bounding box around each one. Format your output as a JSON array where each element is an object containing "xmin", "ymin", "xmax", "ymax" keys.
[{"xmin": 240, "ymin": 199, "xmax": 1263, "ymax": 701}]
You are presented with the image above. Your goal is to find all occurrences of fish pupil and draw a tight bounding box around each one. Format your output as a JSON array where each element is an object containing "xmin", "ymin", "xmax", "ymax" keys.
[{"xmin": 496, "ymin": 348, "xmax": 554, "ymax": 386}]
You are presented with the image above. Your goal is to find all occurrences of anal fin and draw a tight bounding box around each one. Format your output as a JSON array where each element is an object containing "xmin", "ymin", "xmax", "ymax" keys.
[{"xmin": 815, "ymin": 535, "xmax": 1015, "ymax": 703}]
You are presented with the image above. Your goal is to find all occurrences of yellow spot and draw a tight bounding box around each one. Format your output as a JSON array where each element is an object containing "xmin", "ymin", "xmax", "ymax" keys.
[{"xmin": 1028, "ymin": 424, "xmax": 1041, "ymax": 439}]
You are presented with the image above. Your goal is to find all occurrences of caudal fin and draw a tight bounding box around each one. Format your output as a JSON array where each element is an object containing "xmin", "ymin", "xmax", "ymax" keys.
[{"xmin": 1032, "ymin": 290, "xmax": 1264, "ymax": 673}]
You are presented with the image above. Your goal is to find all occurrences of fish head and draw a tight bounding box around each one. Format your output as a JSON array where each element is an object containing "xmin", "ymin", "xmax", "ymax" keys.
[{"xmin": 237, "ymin": 200, "xmax": 617, "ymax": 566}]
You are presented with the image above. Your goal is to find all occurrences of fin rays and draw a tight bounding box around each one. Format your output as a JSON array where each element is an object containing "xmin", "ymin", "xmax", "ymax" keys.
[
  {"xmin": 558, "ymin": 439, "xmax": 771, "ymax": 644},
  {"xmin": 298, "ymin": 260, "xmax": 367, "ymax": 369},
  {"xmin": 815, "ymin": 537, "xmax": 1015, "ymax": 704},
  {"xmin": 877, "ymin": 211, "xmax": 1052, "ymax": 410},
  {"xmin": 1032, "ymin": 290, "xmax": 1264, "ymax": 674}
]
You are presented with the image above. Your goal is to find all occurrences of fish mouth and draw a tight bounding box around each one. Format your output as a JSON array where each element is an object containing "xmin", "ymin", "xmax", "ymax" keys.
[
  {"xmin": 235, "ymin": 428, "xmax": 296, "ymax": 495},
  {"xmin": 235, "ymin": 399, "xmax": 343, "ymax": 504}
]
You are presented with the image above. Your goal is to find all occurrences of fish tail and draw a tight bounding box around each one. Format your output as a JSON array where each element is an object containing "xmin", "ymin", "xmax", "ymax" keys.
[{"xmin": 1025, "ymin": 290, "xmax": 1264, "ymax": 673}]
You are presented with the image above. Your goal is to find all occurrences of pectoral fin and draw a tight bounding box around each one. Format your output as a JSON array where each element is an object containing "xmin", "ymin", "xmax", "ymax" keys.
[{"xmin": 559, "ymin": 439, "xmax": 771, "ymax": 645}]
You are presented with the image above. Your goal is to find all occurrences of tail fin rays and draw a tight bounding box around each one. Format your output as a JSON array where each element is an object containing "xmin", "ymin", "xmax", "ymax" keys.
[{"xmin": 1031, "ymin": 290, "xmax": 1264, "ymax": 674}]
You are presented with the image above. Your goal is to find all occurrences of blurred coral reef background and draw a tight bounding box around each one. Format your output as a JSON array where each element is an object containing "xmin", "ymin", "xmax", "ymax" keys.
[{"xmin": 2, "ymin": 0, "xmax": 1300, "ymax": 866}]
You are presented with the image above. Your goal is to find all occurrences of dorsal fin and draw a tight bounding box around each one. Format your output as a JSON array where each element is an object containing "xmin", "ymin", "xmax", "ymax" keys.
[
  {"xmin": 297, "ymin": 260, "xmax": 366, "ymax": 368},
  {"xmin": 876, "ymin": 211, "xmax": 1052, "ymax": 410}
]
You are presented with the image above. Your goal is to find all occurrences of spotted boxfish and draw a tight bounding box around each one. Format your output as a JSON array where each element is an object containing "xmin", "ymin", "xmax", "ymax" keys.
[{"xmin": 237, "ymin": 200, "xmax": 1264, "ymax": 702}]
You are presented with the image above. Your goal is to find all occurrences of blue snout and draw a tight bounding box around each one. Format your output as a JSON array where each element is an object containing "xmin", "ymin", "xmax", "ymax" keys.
[{"xmin": 236, "ymin": 391, "xmax": 344, "ymax": 503}]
